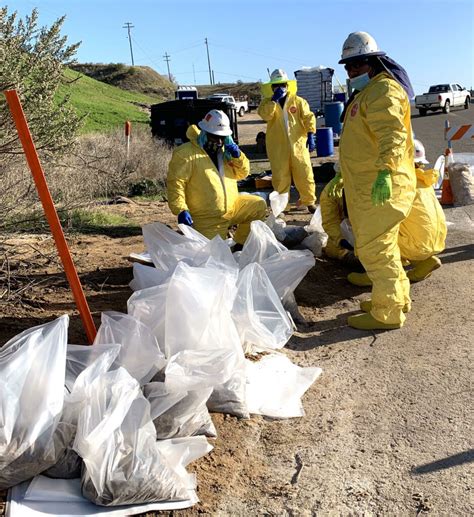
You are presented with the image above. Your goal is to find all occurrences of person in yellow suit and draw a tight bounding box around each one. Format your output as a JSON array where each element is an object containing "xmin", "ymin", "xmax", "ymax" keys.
[
  {"xmin": 167, "ymin": 109, "xmax": 267, "ymax": 244},
  {"xmin": 328, "ymin": 31, "xmax": 417, "ymax": 330},
  {"xmin": 324, "ymin": 139, "xmax": 446, "ymax": 286},
  {"xmin": 258, "ymin": 69, "xmax": 317, "ymax": 213}
]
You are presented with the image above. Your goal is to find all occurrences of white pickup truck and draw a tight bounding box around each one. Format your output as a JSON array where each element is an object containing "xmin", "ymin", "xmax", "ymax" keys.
[
  {"xmin": 415, "ymin": 84, "xmax": 470, "ymax": 116},
  {"xmin": 207, "ymin": 93, "xmax": 248, "ymax": 117}
]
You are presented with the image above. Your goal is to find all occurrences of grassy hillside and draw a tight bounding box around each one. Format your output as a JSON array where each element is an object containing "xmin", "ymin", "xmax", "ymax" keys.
[
  {"xmin": 56, "ymin": 68, "xmax": 162, "ymax": 134},
  {"xmin": 70, "ymin": 63, "xmax": 175, "ymax": 98}
]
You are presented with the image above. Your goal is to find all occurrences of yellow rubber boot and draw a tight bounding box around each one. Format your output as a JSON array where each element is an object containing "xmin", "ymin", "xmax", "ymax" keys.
[
  {"xmin": 348, "ymin": 313, "xmax": 402, "ymax": 330},
  {"xmin": 347, "ymin": 272, "xmax": 372, "ymax": 287},
  {"xmin": 360, "ymin": 300, "xmax": 410, "ymax": 313},
  {"xmin": 407, "ymin": 256, "xmax": 441, "ymax": 283}
]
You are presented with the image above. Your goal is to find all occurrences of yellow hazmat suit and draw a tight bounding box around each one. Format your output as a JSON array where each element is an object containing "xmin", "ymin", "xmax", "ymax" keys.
[
  {"xmin": 339, "ymin": 72, "xmax": 416, "ymax": 325},
  {"xmin": 258, "ymin": 93, "xmax": 316, "ymax": 206},
  {"xmin": 167, "ymin": 125, "xmax": 267, "ymax": 244},
  {"xmin": 398, "ymin": 166, "xmax": 447, "ymax": 261},
  {"xmin": 320, "ymin": 185, "xmax": 350, "ymax": 260}
]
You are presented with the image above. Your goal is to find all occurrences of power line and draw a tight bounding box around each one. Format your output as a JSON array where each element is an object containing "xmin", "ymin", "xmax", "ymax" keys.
[
  {"xmin": 122, "ymin": 22, "xmax": 135, "ymax": 66},
  {"xmin": 163, "ymin": 52, "xmax": 172, "ymax": 81}
]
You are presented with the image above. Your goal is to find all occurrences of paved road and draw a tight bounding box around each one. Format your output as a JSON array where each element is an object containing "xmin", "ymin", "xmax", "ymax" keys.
[
  {"xmin": 240, "ymin": 103, "xmax": 474, "ymax": 166},
  {"xmin": 411, "ymin": 103, "xmax": 474, "ymax": 163}
]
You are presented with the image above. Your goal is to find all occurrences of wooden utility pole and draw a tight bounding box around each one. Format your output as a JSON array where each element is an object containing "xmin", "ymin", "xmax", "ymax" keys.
[
  {"xmin": 123, "ymin": 22, "xmax": 135, "ymax": 66},
  {"xmin": 205, "ymin": 37, "xmax": 213, "ymax": 85},
  {"xmin": 163, "ymin": 52, "xmax": 172, "ymax": 82}
]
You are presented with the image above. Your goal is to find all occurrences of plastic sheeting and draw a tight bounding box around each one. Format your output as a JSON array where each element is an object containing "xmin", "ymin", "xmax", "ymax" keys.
[{"xmin": 246, "ymin": 354, "xmax": 322, "ymax": 418}]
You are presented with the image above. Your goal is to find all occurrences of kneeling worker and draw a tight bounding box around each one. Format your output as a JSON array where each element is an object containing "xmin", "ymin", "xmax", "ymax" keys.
[{"xmin": 167, "ymin": 109, "xmax": 267, "ymax": 244}]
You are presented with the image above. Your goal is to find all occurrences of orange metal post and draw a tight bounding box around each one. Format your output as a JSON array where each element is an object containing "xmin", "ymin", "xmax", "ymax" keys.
[{"xmin": 4, "ymin": 89, "xmax": 97, "ymax": 344}]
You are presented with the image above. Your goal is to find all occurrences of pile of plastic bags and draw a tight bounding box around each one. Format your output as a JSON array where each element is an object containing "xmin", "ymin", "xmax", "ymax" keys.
[{"xmin": 0, "ymin": 214, "xmax": 322, "ymax": 512}]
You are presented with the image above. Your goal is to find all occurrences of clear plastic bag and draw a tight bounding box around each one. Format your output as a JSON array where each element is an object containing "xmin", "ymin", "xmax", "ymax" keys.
[
  {"xmin": 232, "ymin": 263, "xmax": 293, "ymax": 353},
  {"xmin": 260, "ymin": 250, "xmax": 315, "ymax": 302},
  {"xmin": 269, "ymin": 190, "xmax": 289, "ymax": 217},
  {"xmin": 304, "ymin": 205, "xmax": 325, "ymax": 234},
  {"xmin": 239, "ymin": 220, "xmax": 287, "ymax": 269},
  {"xmin": 74, "ymin": 368, "xmax": 190, "ymax": 506},
  {"xmin": 129, "ymin": 262, "xmax": 171, "ymax": 291},
  {"xmin": 45, "ymin": 344, "xmax": 121, "ymax": 480},
  {"xmin": 245, "ymin": 353, "xmax": 323, "ymax": 418},
  {"xmin": 143, "ymin": 222, "xmax": 204, "ymax": 271},
  {"xmin": 165, "ymin": 263, "xmax": 248, "ymax": 418},
  {"xmin": 143, "ymin": 383, "xmax": 216, "ymax": 439},
  {"xmin": 301, "ymin": 231, "xmax": 328, "ymax": 257},
  {"xmin": 128, "ymin": 283, "xmax": 170, "ymax": 353},
  {"xmin": 94, "ymin": 311, "xmax": 166, "ymax": 384},
  {"xmin": 340, "ymin": 218, "xmax": 355, "ymax": 247},
  {"xmin": 0, "ymin": 316, "xmax": 69, "ymax": 489}
]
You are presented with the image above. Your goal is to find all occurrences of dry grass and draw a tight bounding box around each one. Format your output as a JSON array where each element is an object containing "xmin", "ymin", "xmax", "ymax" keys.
[{"xmin": 0, "ymin": 127, "xmax": 173, "ymax": 232}]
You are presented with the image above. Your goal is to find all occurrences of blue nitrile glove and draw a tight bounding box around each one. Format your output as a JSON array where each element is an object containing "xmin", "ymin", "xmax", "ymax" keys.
[
  {"xmin": 306, "ymin": 132, "xmax": 316, "ymax": 152},
  {"xmin": 225, "ymin": 142, "xmax": 241, "ymax": 158},
  {"xmin": 271, "ymin": 86, "xmax": 286, "ymax": 102},
  {"xmin": 371, "ymin": 169, "xmax": 392, "ymax": 206},
  {"xmin": 178, "ymin": 210, "xmax": 193, "ymax": 226}
]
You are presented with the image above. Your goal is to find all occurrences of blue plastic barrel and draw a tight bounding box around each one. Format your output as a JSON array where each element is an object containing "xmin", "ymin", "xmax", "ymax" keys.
[
  {"xmin": 316, "ymin": 127, "xmax": 334, "ymax": 157},
  {"xmin": 324, "ymin": 102, "xmax": 344, "ymax": 137},
  {"xmin": 334, "ymin": 92, "xmax": 346, "ymax": 103}
]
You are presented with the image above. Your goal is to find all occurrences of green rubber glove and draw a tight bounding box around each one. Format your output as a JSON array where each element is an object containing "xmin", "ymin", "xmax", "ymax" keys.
[
  {"xmin": 327, "ymin": 172, "xmax": 344, "ymax": 199},
  {"xmin": 371, "ymin": 169, "xmax": 392, "ymax": 206}
]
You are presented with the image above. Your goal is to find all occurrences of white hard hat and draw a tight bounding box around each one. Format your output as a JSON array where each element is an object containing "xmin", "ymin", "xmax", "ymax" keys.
[
  {"xmin": 270, "ymin": 69, "xmax": 289, "ymax": 84},
  {"xmin": 414, "ymin": 139, "xmax": 429, "ymax": 164},
  {"xmin": 198, "ymin": 109, "xmax": 232, "ymax": 136},
  {"xmin": 339, "ymin": 31, "xmax": 386, "ymax": 64}
]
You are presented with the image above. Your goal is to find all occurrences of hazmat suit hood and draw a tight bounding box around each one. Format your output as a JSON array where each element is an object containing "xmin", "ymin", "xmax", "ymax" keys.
[
  {"xmin": 377, "ymin": 56, "xmax": 415, "ymax": 100},
  {"xmin": 186, "ymin": 124, "xmax": 200, "ymax": 144}
]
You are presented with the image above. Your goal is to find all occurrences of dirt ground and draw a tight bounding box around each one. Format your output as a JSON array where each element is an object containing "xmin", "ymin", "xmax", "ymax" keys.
[
  {"xmin": 0, "ymin": 197, "xmax": 472, "ymax": 516},
  {"xmin": 1, "ymin": 110, "xmax": 473, "ymax": 515}
]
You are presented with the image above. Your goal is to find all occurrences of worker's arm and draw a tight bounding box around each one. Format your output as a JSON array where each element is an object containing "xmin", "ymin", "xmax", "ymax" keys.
[
  {"xmin": 299, "ymin": 97, "xmax": 316, "ymax": 133},
  {"xmin": 227, "ymin": 150, "xmax": 250, "ymax": 180},
  {"xmin": 365, "ymin": 80, "xmax": 409, "ymax": 173},
  {"xmin": 320, "ymin": 186, "xmax": 344, "ymax": 247},
  {"xmin": 167, "ymin": 149, "xmax": 192, "ymax": 215},
  {"xmin": 258, "ymin": 98, "xmax": 277, "ymax": 121}
]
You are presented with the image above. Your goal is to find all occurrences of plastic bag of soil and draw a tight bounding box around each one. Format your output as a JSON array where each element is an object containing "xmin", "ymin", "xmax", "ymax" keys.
[
  {"xmin": 449, "ymin": 162, "xmax": 474, "ymax": 206},
  {"xmin": 128, "ymin": 282, "xmax": 170, "ymax": 351},
  {"xmin": 143, "ymin": 382, "xmax": 216, "ymax": 439},
  {"xmin": 130, "ymin": 262, "xmax": 171, "ymax": 291},
  {"xmin": 0, "ymin": 316, "xmax": 69, "ymax": 489},
  {"xmin": 232, "ymin": 263, "xmax": 292, "ymax": 353},
  {"xmin": 165, "ymin": 263, "xmax": 248, "ymax": 418},
  {"xmin": 239, "ymin": 220, "xmax": 287, "ymax": 268},
  {"xmin": 74, "ymin": 368, "xmax": 190, "ymax": 506},
  {"xmin": 45, "ymin": 344, "xmax": 121, "ymax": 480},
  {"xmin": 94, "ymin": 311, "xmax": 166, "ymax": 384}
]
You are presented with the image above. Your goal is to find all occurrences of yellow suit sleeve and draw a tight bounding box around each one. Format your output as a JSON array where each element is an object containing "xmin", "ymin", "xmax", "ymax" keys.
[
  {"xmin": 258, "ymin": 98, "xmax": 277, "ymax": 121},
  {"xmin": 365, "ymin": 80, "xmax": 409, "ymax": 172},
  {"xmin": 167, "ymin": 149, "xmax": 192, "ymax": 215},
  {"xmin": 227, "ymin": 150, "xmax": 250, "ymax": 180},
  {"xmin": 299, "ymin": 97, "xmax": 316, "ymax": 133},
  {"xmin": 320, "ymin": 186, "xmax": 344, "ymax": 246}
]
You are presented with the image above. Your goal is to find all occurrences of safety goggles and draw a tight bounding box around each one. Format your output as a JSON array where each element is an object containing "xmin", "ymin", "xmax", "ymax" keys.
[{"xmin": 344, "ymin": 59, "xmax": 369, "ymax": 72}]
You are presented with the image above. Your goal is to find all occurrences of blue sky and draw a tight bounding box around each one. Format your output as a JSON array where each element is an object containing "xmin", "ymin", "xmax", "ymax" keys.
[{"xmin": 9, "ymin": 0, "xmax": 474, "ymax": 94}]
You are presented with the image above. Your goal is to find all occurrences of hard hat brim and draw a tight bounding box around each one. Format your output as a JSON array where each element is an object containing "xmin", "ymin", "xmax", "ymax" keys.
[
  {"xmin": 414, "ymin": 157, "xmax": 429, "ymax": 165},
  {"xmin": 338, "ymin": 50, "xmax": 386, "ymax": 64},
  {"xmin": 197, "ymin": 120, "xmax": 233, "ymax": 136}
]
